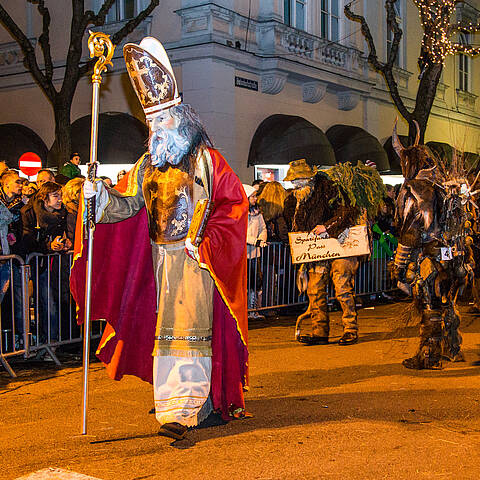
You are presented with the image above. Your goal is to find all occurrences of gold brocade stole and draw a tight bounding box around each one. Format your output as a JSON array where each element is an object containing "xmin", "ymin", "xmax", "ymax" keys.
[{"xmin": 142, "ymin": 162, "xmax": 195, "ymax": 244}]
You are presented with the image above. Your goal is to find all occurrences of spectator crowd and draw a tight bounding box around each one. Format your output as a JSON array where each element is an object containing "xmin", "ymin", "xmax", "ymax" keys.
[
  {"xmin": 2, "ymin": 152, "xmax": 479, "ymax": 364},
  {"xmin": 0, "ymin": 155, "xmax": 116, "ymax": 356}
]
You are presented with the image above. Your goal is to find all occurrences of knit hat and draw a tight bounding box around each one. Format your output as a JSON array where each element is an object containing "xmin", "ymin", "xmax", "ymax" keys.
[
  {"xmin": 243, "ymin": 184, "xmax": 256, "ymax": 198},
  {"xmin": 283, "ymin": 159, "xmax": 318, "ymax": 181}
]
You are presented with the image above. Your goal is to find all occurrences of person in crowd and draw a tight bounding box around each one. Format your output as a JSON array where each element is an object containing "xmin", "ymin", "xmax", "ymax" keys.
[
  {"xmin": 36, "ymin": 169, "xmax": 55, "ymax": 188},
  {"xmin": 284, "ymin": 159, "xmax": 361, "ymax": 346},
  {"xmin": 252, "ymin": 179, "xmax": 263, "ymax": 191},
  {"xmin": 0, "ymin": 201, "xmax": 14, "ymax": 307},
  {"xmin": 469, "ymin": 224, "xmax": 480, "ymax": 314},
  {"xmin": 372, "ymin": 197, "xmax": 397, "ymax": 258},
  {"xmin": 62, "ymin": 177, "xmax": 84, "ymax": 243},
  {"xmin": 0, "ymin": 171, "xmax": 24, "ymax": 232},
  {"xmin": 22, "ymin": 181, "xmax": 38, "ymax": 200},
  {"xmin": 0, "ymin": 161, "xmax": 8, "ymax": 177},
  {"xmin": 257, "ymin": 181, "xmax": 289, "ymax": 244},
  {"xmin": 21, "ymin": 181, "xmax": 71, "ymax": 254},
  {"xmin": 256, "ymin": 181, "xmax": 289, "ymax": 309},
  {"xmin": 22, "ymin": 181, "xmax": 37, "ymax": 205},
  {"xmin": 21, "ymin": 182, "xmax": 71, "ymax": 344},
  {"xmin": 116, "ymin": 169, "xmax": 127, "ymax": 183},
  {"xmin": 370, "ymin": 200, "xmax": 398, "ymax": 298},
  {"xmin": 385, "ymin": 183, "xmax": 396, "ymax": 201},
  {"xmin": 244, "ymin": 184, "xmax": 267, "ymax": 319},
  {"xmin": 73, "ymin": 37, "xmax": 248, "ymax": 441},
  {"xmin": 59, "ymin": 152, "xmax": 82, "ymax": 180},
  {"xmin": 0, "ymin": 170, "xmax": 27, "ymax": 347},
  {"xmin": 100, "ymin": 176, "xmax": 113, "ymax": 188}
]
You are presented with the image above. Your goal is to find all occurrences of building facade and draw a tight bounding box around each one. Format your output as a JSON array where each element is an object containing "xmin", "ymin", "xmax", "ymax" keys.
[{"xmin": 0, "ymin": 0, "xmax": 479, "ymax": 181}]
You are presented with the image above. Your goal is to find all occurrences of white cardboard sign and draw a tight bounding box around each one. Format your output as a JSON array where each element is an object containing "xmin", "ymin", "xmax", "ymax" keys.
[{"xmin": 288, "ymin": 226, "xmax": 370, "ymax": 264}]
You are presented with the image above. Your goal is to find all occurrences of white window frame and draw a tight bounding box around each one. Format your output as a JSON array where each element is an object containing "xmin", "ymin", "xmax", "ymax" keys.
[
  {"xmin": 386, "ymin": 0, "xmax": 405, "ymax": 68},
  {"xmin": 96, "ymin": 0, "xmax": 142, "ymax": 23},
  {"xmin": 320, "ymin": 0, "xmax": 341, "ymax": 42},
  {"xmin": 284, "ymin": 0, "xmax": 308, "ymax": 32},
  {"xmin": 458, "ymin": 33, "xmax": 471, "ymax": 92}
]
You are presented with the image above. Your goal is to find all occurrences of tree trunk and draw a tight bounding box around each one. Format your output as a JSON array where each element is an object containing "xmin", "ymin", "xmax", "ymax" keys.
[
  {"xmin": 48, "ymin": 101, "xmax": 72, "ymax": 170},
  {"xmin": 410, "ymin": 62, "xmax": 443, "ymax": 144}
]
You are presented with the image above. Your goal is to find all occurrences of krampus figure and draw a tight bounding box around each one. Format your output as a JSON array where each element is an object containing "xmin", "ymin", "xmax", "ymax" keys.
[{"xmin": 393, "ymin": 119, "xmax": 478, "ymax": 369}]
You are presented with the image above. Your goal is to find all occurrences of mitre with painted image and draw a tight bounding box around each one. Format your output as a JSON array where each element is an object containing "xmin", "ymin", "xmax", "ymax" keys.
[{"xmin": 123, "ymin": 37, "xmax": 181, "ymax": 120}]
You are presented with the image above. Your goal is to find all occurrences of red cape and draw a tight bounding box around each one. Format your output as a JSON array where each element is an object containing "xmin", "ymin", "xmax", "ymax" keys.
[{"xmin": 71, "ymin": 149, "xmax": 249, "ymax": 420}]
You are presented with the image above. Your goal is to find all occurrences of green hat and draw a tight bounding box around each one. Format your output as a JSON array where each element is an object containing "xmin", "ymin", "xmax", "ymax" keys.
[{"xmin": 284, "ymin": 159, "xmax": 318, "ymax": 182}]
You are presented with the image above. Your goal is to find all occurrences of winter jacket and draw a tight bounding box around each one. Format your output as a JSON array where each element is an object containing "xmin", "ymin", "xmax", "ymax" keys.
[
  {"xmin": 265, "ymin": 214, "xmax": 289, "ymax": 244},
  {"xmin": 64, "ymin": 203, "xmax": 78, "ymax": 244},
  {"xmin": 247, "ymin": 208, "xmax": 267, "ymax": 259},
  {"xmin": 21, "ymin": 198, "xmax": 69, "ymax": 255},
  {"xmin": 0, "ymin": 188, "xmax": 24, "ymax": 256},
  {"xmin": 59, "ymin": 161, "xmax": 81, "ymax": 179}
]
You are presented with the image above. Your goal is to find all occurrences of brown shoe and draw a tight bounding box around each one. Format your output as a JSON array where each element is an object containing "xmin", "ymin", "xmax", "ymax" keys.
[
  {"xmin": 338, "ymin": 332, "xmax": 358, "ymax": 345},
  {"xmin": 158, "ymin": 422, "xmax": 188, "ymax": 440}
]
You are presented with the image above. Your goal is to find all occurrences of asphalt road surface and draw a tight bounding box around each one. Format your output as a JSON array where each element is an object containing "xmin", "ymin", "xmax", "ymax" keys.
[{"xmin": 2, "ymin": 301, "xmax": 480, "ymax": 480}]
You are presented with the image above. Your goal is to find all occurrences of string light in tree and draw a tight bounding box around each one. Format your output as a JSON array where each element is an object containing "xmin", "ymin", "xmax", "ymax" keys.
[{"xmin": 413, "ymin": 0, "xmax": 480, "ymax": 65}]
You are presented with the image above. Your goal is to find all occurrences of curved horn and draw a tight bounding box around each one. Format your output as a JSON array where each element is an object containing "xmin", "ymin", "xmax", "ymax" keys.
[
  {"xmin": 392, "ymin": 117, "xmax": 405, "ymax": 157},
  {"xmin": 413, "ymin": 120, "xmax": 420, "ymax": 146}
]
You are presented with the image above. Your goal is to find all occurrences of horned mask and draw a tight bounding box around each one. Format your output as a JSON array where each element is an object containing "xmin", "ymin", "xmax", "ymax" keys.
[{"xmin": 392, "ymin": 118, "xmax": 430, "ymax": 180}]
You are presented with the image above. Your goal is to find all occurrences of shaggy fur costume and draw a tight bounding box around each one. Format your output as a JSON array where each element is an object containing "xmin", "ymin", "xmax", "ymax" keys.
[{"xmin": 284, "ymin": 173, "xmax": 359, "ymax": 236}]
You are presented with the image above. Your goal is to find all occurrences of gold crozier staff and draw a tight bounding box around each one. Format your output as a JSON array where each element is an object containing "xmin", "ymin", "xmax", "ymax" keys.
[{"xmin": 81, "ymin": 31, "xmax": 115, "ymax": 435}]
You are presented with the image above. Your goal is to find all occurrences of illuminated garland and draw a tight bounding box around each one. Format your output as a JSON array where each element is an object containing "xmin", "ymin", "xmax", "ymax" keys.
[{"xmin": 414, "ymin": 0, "xmax": 480, "ymax": 65}]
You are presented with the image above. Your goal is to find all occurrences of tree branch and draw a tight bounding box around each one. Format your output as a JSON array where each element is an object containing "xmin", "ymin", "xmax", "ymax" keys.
[
  {"xmin": 111, "ymin": 0, "xmax": 160, "ymax": 45},
  {"xmin": 91, "ymin": 0, "xmax": 117, "ymax": 26},
  {"xmin": 448, "ymin": 20, "xmax": 480, "ymax": 36},
  {"xmin": 451, "ymin": 43, "xmax": 480, "ymax": 56},
  {"xmin": 0, "ymin": 3, "xmax": 56, "ymax": 100},
  {"xmin": 78, "ymin": 1, "xmax": 160, "ymax": 78},
  {"xmin": 59, "ymin": 0, "xmax": 89, "ymax": 100},
  {"xmin": 385, "ymin": 0, "xmax": 402, "ymax": 69},
  {"xmin": 32, "ymin": 1, "xmax": 54, "ymax": 82},
  {"xmin": 77, "ymin": 57, "xmax": 96, "ymax": 78},
  {"xmin": 344, "ymin": 3, "xmax": 384, "ymax": 72},
  {"xmin": 344, "ymin": 1, "xmax": 410, "ymax": 121}
]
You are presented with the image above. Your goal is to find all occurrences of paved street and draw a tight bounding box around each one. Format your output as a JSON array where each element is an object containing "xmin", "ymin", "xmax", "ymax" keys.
[{"xmin": 2, "ymin": 300, "xmax": 480, "ymax": 480}]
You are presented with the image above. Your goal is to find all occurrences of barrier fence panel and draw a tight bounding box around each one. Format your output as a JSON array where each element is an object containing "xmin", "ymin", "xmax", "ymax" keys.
[
  {"xmin": 247, "ymin": 243, "xmax": 307, "ymax": 312},
  {"xmin": 247, "ymin": 240, "xmax": 396, "ymax": 313},
  {"xmin": 26, "ymin": 252, "xmax": 104, "ymax": 365},
  {"xmin": 1, "ymin": 241, "xmax": 396, "ymax": 374},
  {"xmin": 0, "ymin": 255, "xmax": 30, "ymax": 377},
  {"xmin": 0, "ymin": 252, "xmax": 105, "ymax": 376}
]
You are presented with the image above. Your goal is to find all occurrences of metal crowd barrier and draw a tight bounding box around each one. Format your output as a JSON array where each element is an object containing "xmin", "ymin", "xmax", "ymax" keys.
[
  {"xmin": 0, "ymin": 252, "xmax": 104, "ymax": 377},
  {"xmin": 0, "ymin": 255, "xmax": 30, "ymax": 377},
  {"xmin": 1, "ymin": 241, "xmax": 396, "ymax": 375},
  {"xmin": 247, "ymin": 240, "xmax": 397, "ymax": 313}
]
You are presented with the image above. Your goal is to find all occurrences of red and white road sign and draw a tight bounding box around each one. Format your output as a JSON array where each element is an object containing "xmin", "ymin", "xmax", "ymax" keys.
[{"xmin": 18, "ymin": 152, "xmax": 42, "ymax": 176}]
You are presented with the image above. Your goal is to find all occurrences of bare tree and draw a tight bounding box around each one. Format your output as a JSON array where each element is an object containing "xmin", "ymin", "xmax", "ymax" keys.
[
  {"xmin": 0, "ymin": 0, "xmax": 160, "ymax": 167},
  {"xmin": 345, "ymin": 0, "xmax": 480, "ymax": 144}
]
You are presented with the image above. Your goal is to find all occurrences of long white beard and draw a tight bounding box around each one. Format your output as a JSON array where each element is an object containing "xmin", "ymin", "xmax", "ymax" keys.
[{"xmin": 149, "ymin": 127, "xmax": 191, "ymax": 167}]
